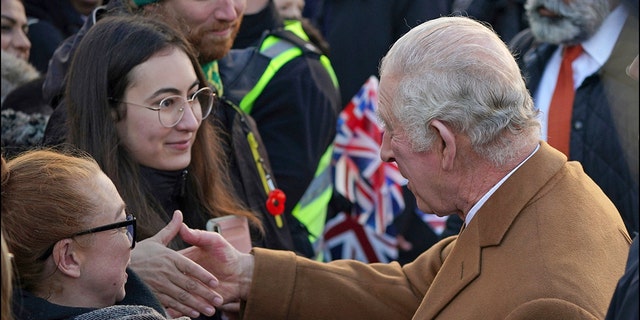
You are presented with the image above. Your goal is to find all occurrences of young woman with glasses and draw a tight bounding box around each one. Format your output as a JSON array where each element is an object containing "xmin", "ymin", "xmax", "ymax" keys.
[
  {"xmin": 1, "ymin": 150, "xmax": 191, "ymax": 319},
  {"xmin": 62, "ymin": 14, "xmax": 261, "ymax": 319}
]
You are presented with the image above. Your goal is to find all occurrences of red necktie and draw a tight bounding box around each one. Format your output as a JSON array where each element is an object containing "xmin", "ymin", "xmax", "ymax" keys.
[{"xmin": 547, "ymin": 45, "xmax": 583, "ymax": 156}]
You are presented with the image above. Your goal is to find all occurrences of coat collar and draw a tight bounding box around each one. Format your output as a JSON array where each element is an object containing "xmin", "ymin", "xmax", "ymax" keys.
[{"xmin": 416, "ymin": 142, "xmax": 567, "ymax": 318}]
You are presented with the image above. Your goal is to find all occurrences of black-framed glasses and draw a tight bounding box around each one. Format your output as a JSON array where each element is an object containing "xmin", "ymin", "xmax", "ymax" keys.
[
  {"xmin": 111, "ymin": 87, "xmax": 216, "ymax": 128},
  {"xmin": 73, "ymin": 214, "xmax": 136, "ymax": 249},
  {"xmin": 38, "ymin": 214, "xmax": 136, "ymax": 260}
]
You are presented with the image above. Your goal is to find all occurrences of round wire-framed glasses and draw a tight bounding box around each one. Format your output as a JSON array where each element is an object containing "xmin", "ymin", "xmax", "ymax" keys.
[{"xmin": 112, "ymin": 87, "xmax": 216, "ymax": 128}]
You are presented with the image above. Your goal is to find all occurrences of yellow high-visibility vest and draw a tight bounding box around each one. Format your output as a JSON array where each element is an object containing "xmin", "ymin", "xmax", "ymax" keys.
[{"xmin": 238, "ymin": 20, "xmax": 338, "ymax": 254}]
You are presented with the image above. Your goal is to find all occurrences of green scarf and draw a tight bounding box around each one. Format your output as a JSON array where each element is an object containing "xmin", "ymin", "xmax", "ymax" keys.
[{"xmin": 202, "ymin": 60, "xmax": 224, "ymax": 96}]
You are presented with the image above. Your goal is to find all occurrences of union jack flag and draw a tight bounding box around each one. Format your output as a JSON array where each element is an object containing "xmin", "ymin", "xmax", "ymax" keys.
[{"xmin": 320, "ymin": 76, "xmax": 406, "ymax": 263}]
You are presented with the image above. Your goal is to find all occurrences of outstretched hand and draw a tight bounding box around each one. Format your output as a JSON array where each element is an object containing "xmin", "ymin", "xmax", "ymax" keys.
[
  {"xmin": 130, "ymin": 211, "xmax": 223, "ymax": 318},
  {"xmin": 179, "ymin": 224, "xmax": 255, "ymax": 306}
]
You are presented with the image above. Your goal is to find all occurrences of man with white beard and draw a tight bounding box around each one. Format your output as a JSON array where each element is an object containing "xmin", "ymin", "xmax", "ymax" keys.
[{"xmin": 510, "ymin": 0, "xmax": 639, "ymax": 237}]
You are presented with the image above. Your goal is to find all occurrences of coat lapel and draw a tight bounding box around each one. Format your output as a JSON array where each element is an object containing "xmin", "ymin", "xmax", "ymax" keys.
[
  {"xmin": 414, "ymin": 142, "xmax": 566, "ymax": 318},
  {"xmin": 414, "ymin": 222, "xmax": 481, "ymax": 319}
]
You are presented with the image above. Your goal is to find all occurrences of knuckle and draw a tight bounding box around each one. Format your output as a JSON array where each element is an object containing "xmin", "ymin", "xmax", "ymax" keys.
[
  {"xmin": 182, "ymin": 264, "xmax": 193, "ymax": 274},
  {"xmin": 186, "ymin": 279, "xmax": 198, "ymax": 291},
  {"xmin": 177, "ymin": 290, "xmax": 191, "ymax": 303}
]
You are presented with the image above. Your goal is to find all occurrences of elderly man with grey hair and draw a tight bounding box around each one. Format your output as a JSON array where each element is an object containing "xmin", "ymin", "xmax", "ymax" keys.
[{"xmin": 177, "ymin": 16, "xmax": 632, "ymax": 319}]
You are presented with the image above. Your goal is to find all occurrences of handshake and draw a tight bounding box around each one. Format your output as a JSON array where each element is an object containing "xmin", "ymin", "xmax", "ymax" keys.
[{"xmin": 130, "ymin": 211, "xmax": 255, "ymax": 318}]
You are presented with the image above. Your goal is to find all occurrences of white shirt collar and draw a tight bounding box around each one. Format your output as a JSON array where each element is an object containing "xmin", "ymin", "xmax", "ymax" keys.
[
  {"xmin": 464, "ymin": 144, "xmax": 540, "ymax": 227},
  {"xmin": 580, "ymin": 4, "xmax": 628, "ymax": 67}
]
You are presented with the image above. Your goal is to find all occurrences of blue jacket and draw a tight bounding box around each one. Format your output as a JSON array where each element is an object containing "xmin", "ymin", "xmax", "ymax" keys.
[{"xmin": 606, "ymin": 233, "xmax": 639, "ymax": 320}]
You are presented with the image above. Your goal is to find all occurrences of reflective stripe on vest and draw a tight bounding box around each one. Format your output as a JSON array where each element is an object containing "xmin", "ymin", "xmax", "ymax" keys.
[
  {"xmin": 283, "ymin": 20, "xmax": 339, "ymax": 88},
  {"xmin": 291, "ymin": 145, "xmax": 334, "ymax": 245},
  {"xmin": 238, "ymin": 21, "xmax": 337, "ymax": 247}
]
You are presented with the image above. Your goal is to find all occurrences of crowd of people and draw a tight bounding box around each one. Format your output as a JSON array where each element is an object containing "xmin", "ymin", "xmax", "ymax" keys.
[{"xmin": 1, "ymin": 0, "xmax": 637, "ymax": 319}]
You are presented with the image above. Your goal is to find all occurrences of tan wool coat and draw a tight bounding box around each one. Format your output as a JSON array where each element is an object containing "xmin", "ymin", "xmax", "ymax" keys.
[{"xmin": 244, "ymin": 142, "xmax": 631, "ymax": 320}]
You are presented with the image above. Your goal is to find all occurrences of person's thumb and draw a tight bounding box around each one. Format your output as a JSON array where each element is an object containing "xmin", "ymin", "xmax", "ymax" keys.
[
  {"xmin": 179, "ymin": 222, "xmax": 217, "ymax": 249},
  {"xmin": 151, "ymin": 210, "xmax": 184, "ymax": 246}
]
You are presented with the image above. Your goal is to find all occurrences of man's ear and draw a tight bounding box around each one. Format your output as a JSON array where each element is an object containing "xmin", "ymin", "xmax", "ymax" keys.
[
  {"xmin": 430, "ymin": 119, "xmax": 456, "ymax": 171},
  {"xmin": 51, "ymin": 239, "xmax": 82, "ymax": 279}
]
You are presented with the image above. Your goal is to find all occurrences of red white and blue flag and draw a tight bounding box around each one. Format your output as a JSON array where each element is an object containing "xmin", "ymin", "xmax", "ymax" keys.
[{"xmin": 320, "ymin": 76, "xmax": 407, "ymax": 263}]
